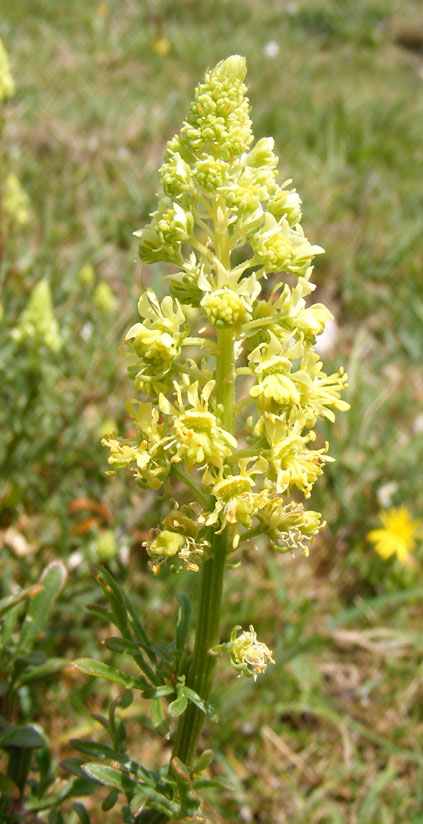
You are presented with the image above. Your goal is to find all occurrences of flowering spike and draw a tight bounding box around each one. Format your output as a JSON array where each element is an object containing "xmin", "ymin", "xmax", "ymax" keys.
[{"xmin": 103, "ymin": 55, "xmax": 349, "ymax": 786}]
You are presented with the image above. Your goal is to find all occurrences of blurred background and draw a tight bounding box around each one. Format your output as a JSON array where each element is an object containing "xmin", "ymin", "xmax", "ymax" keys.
[{"xmin": 1, "ymin": 0, "xmax": 423, "ymax": 821}]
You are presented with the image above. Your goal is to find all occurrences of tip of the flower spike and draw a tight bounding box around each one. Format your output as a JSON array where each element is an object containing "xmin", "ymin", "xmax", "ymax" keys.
[{"xmin": 212, "ymin": 55, "xmax": 247, "ymax": 83}]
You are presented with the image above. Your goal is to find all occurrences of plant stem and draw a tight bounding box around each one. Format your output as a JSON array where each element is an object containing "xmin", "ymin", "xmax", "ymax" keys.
[
  {"xmin": 139, "ymin": 205, "xmax": 236, "ymax": 824},
  {"xmin": 171, "ymin": 528, "xmax": 228, "ymax": 766},
  {"xmin": 172, "ymin": 326, "xmax": 235, "ymax": 768}
]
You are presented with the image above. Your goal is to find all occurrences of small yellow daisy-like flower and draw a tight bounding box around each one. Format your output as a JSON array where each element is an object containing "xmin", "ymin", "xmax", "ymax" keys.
[{"xmin": 367, "ymin": 506, "xmax": 422, "ymax": 564}]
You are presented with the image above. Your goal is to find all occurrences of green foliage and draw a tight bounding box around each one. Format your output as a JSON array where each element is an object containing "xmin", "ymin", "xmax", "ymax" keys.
[
  {"xmin": 64, "ymin": 567, "xmax": 223, "ymax": 823},
  {"xmin": 0, "ymin": 561, "xmax": 93, "ymax": 821}
]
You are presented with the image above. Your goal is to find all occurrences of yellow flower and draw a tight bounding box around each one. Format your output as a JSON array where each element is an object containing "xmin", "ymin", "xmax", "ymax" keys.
[
  {"xmin": 213, "ymin": 625, "xmax": 275, "ymax": 680},
  {"xmin": 368, "ymin": 507, "xmax": 422, "ymax": 564},
  {"xmin": 159, "ymin": 379, "xmax": 237, "ymax": 471}
]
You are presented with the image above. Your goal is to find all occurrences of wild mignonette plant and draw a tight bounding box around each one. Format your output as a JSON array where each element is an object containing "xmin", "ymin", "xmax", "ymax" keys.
[{"xmin": 75, "ymin": 55, "xmax": 349, "ymax": 822}]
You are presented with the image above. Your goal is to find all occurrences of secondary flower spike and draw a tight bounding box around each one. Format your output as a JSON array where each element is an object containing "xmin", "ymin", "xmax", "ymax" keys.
[{"xmin": 103, "ymin": 54, "xmax": 349, "ymax": 578}]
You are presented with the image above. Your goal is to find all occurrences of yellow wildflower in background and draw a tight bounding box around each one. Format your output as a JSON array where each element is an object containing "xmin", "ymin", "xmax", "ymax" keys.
[
  {"xmin": 153, "ymin": 37, "xmax": 171, "ymax": 56},
  {"xmin": 367, "ymin": 506, "xmax": 422, "ymax": 564}
]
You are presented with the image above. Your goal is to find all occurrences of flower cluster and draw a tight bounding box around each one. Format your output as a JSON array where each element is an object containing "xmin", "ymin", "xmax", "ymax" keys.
[
  {"xmin": 3, "ymin": 173, "xmax": 30, "ymax": 226},
  {"xmin": 0, "ymin": 37, "xmax": 15, "ymax": 102},
  {"xmin": 104, "ymin": 55, "xmax": 348, "ymax": 623},
  {"xmin": 11, "ymin": 280, "xmax": 62, "ymax": 352}
]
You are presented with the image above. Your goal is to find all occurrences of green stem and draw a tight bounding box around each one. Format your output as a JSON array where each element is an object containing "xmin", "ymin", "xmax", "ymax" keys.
[
  {"xmin": 138, "ymin": 206, "xmax": 236, "ymax": 824},
  {"xmin": 171, "ymin": 528, "xmax": 228, "ymax": 765},
  {"xmin": 171, "ymin": 326, "xmax": 235, "ymax": 768}
]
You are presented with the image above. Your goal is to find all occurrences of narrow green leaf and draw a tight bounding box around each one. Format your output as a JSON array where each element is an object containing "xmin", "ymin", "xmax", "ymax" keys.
[
  {"xmin": 82, "ymin": 762, "xmax": 137, "ymax": 793},
  {"xmin": 85, "ymin": 604, "xmax": 114, "ymax": 622},
  {"xmin": 193, "ymin": 776, "xmax": 232, "ymax": 790},
  {"xmin": 168, "ymin": 694, "xmax": 188, "ymax": 717},
  {"xmin": 73, "ymin": 658, "xmax": 139, "ymax": 689},
  {"xmin": 143, "ymin": 685, "xmax": 174, "ymax": 699},
  {"xmin": 131, "ymin": 789, "xmax": 178, "ymax": 817},
  {"xmin": 102, "ymin": 787, "xmax": 119, "ymax": 811},
  {"xmin": 176, "ymin": 593, "xmax": 191, "ymax": 653},
  {"xmin": 18, "ymin": 562, "xmax": 67, "ymax": 652},
  {"xmin": 171, "ymin": 757, "xmax": 190, "ymax": 784},
  {"xmin": 0, "ymin": 723, "xmax": 44, "ymax": 749},
  {"xmin": 18, "ymin": 657, "xmax": 69, "ymax": 684},
  {"xmin": 69, "ymin": 739, "xmax": 117, "ymax": 759},
  {"xmin": 118, "ymin": 689, "xmax": 133, "ymax": 709},
  {"xmin": 150, "ymin": 697, "xmax": 165, "ymax": 730},
  {"xmin": 90, "ymin": 565, "xmax": 129, "ymax": 638},
  {"xmin": 129, "ymin": 786, "xmax": 179, "ymax": 816},
  {"xmin": 21, "ymin": 650, "xmax": 47, "ymax": 666},
  {"xmin": 120, "ymin": 588, "xmax": 153, "ymax": 653},
  {"xmin": 105, "ymin": 637, "xmax": 140, "ymax": 655},
  {"xmin": 182, "ymin": 687, "xmax": 217, "ymax": 720},
  {"xmin": 104, "ymin": 637, "xmax": 157, "ymax": 684},
  {"xmin": 0, "ymin": 584, "xmax": 42, "ymax": 618},
  {"xmin": 193, "ymin": 749, "xmax": 214, "ymax": 773},
  {"xmin": 129, "ymin": 791, "xmax": 149, "ymax": 815},
  {"xmin": 60, "ymin": 757, "xmax": 86, "ymax": 778},
  {"xmin": 73, "ymin": 802, "xmax": 91, "ymax": 824}
]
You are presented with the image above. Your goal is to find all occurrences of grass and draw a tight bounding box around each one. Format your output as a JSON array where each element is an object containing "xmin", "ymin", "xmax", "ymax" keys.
[{"xmin": 1, "ymin": 0, "xmax": 423, "ymax": 821}]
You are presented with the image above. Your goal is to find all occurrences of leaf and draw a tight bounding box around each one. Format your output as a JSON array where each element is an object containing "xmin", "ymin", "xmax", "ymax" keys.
[
  {"xmin": 60, "ymin": 757, "xmax": 87, "ymax": 778},
  {"xmin": 82, "ymin": 763, "xmax": 138, "ymax": 793},
  {"xmin": 129, "ymin": 788, "xmax": 178, "ymax": 817},
  {"xmin": 150, "ymin": 697, "xmax": 166, "ymax": 731},
  {"xmin": 182, "ymin": 687, "xmax": 217, "ymax": 720},
  {"xmin": 105, "ymin": 637, "xmax": 141, "ymax": 655},
  {"xmin": 85, "ymin": 604, "xmax": 114, "ymax": 622},
  {"xmin": 168, "ymin": 694, "xmax": 188, "ymax": 717},
  {"xmin": 171, "ymin": 757, "xmax": 191, "ymax": 785},
  {"xmin": 17, "ymin": 561, "xmax": 67, "ymax": 652},
  {"xmin": 176, "ymin": 593, "xmax": 192, "ymax": 653},
  {"xmin": 193, "ymin": 749, "xmax": 214, "ymax": 773},
  {"xmin": 18, "ymin": 657, "xmax": 69, "ymax": 685},
  {"xmin": 89, "ymin": 565, "xmax": 129, "ymax": 638},
  {"xmin": 0, "ymin": 773, "xmax": 19, "ymax": 799},
  {"xmin": 0, "ymin": 584, "xmax": 42, "ymax": 618},
  {"xmin": 102, "ymin": 788, "xmax": 119, "ymax": 811},
  {"xmin": 21, "ymin": 650, "xmax": 47, "ymax": 666},
  {"xmin": 73, "ymin": 802, "xmax": 91, "ymax": 824},
  {"xmin": 69, "ymin": 739, "xmax": 117, "ymax": 760},
  {"xmin": 118, "ymin": 689, "xmax": 133, "ymax": 709},
  {"xmin": 0, "ymin": 723, "xmax": 44, "ymax": 749},
  {"xmin": 143, "ymin": 685, "xmax": 174, "ymax": 699},
  {"xmin": 73, "ymin": 658, "xmax": 140, "ymax": 689},
  {"xmin": 193, "ymin": 776, "xmax": 232, "ymax": 790}
]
